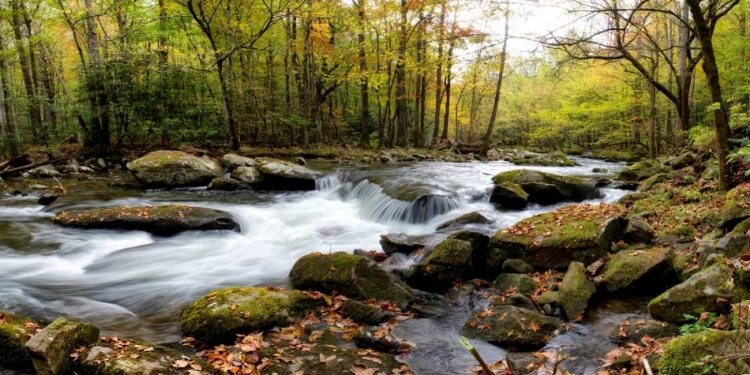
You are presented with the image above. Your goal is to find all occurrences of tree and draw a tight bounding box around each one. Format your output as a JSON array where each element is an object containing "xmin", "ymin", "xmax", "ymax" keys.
[{"xmin": 480, "ymin": 1, "xmax": 510, "ymax": 157}]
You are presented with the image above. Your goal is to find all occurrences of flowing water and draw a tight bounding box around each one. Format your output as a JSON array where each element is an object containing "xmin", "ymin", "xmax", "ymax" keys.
[{"xmin": 0, "ymin": 158, "xmax": 633, "ymax": 374}]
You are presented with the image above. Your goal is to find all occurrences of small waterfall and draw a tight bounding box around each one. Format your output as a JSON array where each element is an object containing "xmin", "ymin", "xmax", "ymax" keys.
[{"xmin": 315, "ymin": 171, "xmax": 348, "ymax": 191}]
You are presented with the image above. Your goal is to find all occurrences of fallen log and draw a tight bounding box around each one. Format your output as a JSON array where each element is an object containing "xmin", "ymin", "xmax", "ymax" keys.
[{"xmin": 0, "ymin": 158, "xmax": 70, "ymax": 177}]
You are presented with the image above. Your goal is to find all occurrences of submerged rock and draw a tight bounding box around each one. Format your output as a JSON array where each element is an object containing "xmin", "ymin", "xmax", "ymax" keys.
[
  {"xmin": 0, "ymin": 311, "xmax": 39, "ymax": 371},
  {"xmin": 51, "ymin": 205, "xmax": 239, "ymax": 236},
  {"xmin": 660, "ymin": 329, "xmax": 750, "ymax": 375},
  {"xmin": 596, "ymin": 247, "xmax": 676, "ymax": 296},
  {"xmin": 128, "ymin": 150, "xmax": 224, "ymax": 188},
  {"xmin": 25, "ymin": 317, "xmax": 99, "ymax": 375},
  {"xmin": 407, "ymin": 239, "xmax": 473, "ymax": 292},
  {"xmin": 289, "ymin": 252, "xmax": 415, "ymax": 309},
  {"xmin": 558, "ymin": 262, "xmax": 595, "ymax": 320},
  {"xmin": 461, "ymin": 305, "xmax": 562, "ymax": 350},
  {"xmin": 436, "ymin": 211, "xmax": 492, "ymax": 230},
  {"xmin": 491, "ymin": 170, "xmax": 599, "ymax": 205},
  {"xmin": 489, "ymin": 183, "xmax": 529, "ymax": 209},
  {"xmin": 180, "ymin": 286, "xmax": 321, "ymax": 344},
  {"xmin": 254, "ymin": 157, "xmax": 321, "ymax": 191}
]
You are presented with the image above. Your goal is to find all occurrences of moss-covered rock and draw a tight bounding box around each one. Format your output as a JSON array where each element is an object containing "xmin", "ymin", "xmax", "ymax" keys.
[
  {"xmin": 127, "ymin": 150, "xmax": 223, "ymax": 188},
  {"xmin": 290, "ymin": 252, "xmax": 415, "ymax": 309},
  {"xmin": 502, "ymin": 259, "xmax": 534, "ymax": 274},
  {"xmin": 622, "ymin": 217, "xmax": 656, "ymax": 244},
  {"xmin": 180, "ymin": 287, "xmax": 321, "ymax": 344},
  {"xmin": 648, "ymin": 263, "xmax": 739, "ymax": 323},
  {"xmin": 461, "ymin": 305, "xmax": 562, "ymax": 350},
  {"xmin": 207, "ymin": 177, "xmax": 246, "ymax": 191},
  {"xmin": 509, "ymin": 153, "xmax": 576, "ymax": 167},
  {"xmin": 660, "ymin": 329, "xmax": 750, "ymax": 375},
  {"xmin": 230, "ymin": 166, "xmax": 263, "ymax": 186},
  {"xmin": 537, "ymin": 291, "xmax": 559, "ymax": 306},
  {"xmin": 406, "ymin": 239, "xmax": 473, "ymax": 292},
  {"xmin": 75, "ymin": 339, "xmax": 202, "ymax": 375},
  {"xmin": 0, "ymin": 311, "xmax": 39, "ymax": 371},
  {"xmin": 436, "ymin": 211, "xmax": 492, "ymax": 230},
  {"xmin": 597, "ymin": 247, "xmax": 677, "ymax": 296},
  {"xmin": 447, "ymin": 230, "xmax": 491, "ymax": 278},
  {"xmin": 713, "ymin": 183, "xmax": 750, "ymax": 230},
  {"xmin": 339, "ymin": 299, "xmax": 397, "ymax": 325},
  {"xmin": 254, "ymin": 157, "xmax": 322, "ymax": 191},
  {"xmin": 558, "ymin": 262, "xmax": 595, "ymax": 320},
  {"xmin": 666, "ymin": 152, "xmax": 695, "ymax": 170},
  {"xmin": 493, "ymin": 274, "xmax": 538, "ymax": 296},
  {"xmin": 614, "ymin": 159, "xmax": 670, "ymax": 182},
  {"xmin": 491, "ymin": 170, "xmax": 599, "ymax": 205},
  {"xmin": 489, "ymin": 204, "xmax": 626, "ymax": 269},
  {"xmin": 607, "ymin": 316, "xmax": 679, "ymax": 345},
  {"xmin": 51, "ymin": 205, "xmax": 239, "ymax": 236},
  {"xmin": 221, "ymin": 154, "xmax": 255, "ymax": 171},
  {"xmin": 25, "ymin": 317, "xmax": 99, "ymax": 375},
  {"xmin": 638, "ymin": 173, "xmax": 669, "ymax": 191},
  {"xmin": 489, "ymin": 183, "xmax": 529, "ymax": 209}
]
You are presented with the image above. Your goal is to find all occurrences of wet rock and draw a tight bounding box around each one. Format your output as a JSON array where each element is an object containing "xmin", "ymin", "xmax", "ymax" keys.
[
  {"xmin": 76, "ymin": 339, "xmax": 198, "ymax": 375},
  {"xmin": 262, "ymin": 339, "xmax": 409, "ymax": 374},
  {"xmin": 26, "ymin": 165, "xmax": 61, "ymax": 178},
  {"xmin": 660, "ymin": 329, "xmax": 750, "ymax": 375},
  {"xmin": 407, "ymin": 239, "xmax": 473, "ymax": 292},
  {"xmin": 180, "ymin": 286, "xmax": 321, "ymax": 344},
  {"xmin": 207, "ymin": 177, "xmax": 246, "ymax": 191},
  {"xmin": 447, "ymin": 231, "xmax": 491, "ymax": 277},
  {"xmin": 221, "ymin": 154, "xmax": 256, "ymax": 170},
  {"xmin": 492, "ymin": 170, "xmax": 599, "ymax": 205},
  {"xmin": 592, "ymin": 167, "xmax": 608, "ymax": 173},
  {"xmin": 290, "ymin": 252, "xmax": 415, "ymax": 309},
  {"xmin": 461, "ymin": 305, "xmax": 562, "ymax": 350},
  {"xmin": 597, "ymin": 247, "xmax": 676, "ymax": 296},
  {"xmin": 666, "ymin": 152, "xmax": 695, "ymax": 170},
  {"xmin": 37, "ymin": 194, "xmax": 59, "ymax": 206},
  {"xmin": 51, "ymin": 205, "xmax": 239, "ymax": 236},
  {"xmin": 504, "ymin": 293, "xmax": 538, "ymax": 312},
  {"xmin": 0, "ymin": 311, "xmax": 38, "ymax": 371},
  {"xmin": 339, "ymin": 299, "xmax": 397, "ymax": 325},
  {"xmin": 493, "ymin": 274, "xmax": 538, "ymax": 296},
  {"xmin": 607, "ymin": 316, "xmax": 680, "ymax": 345},
  {"xmin": 436, "ymin": 211, "xmax": 492, "ymax": 230},
  {"xmin": 505, "ymin": 352, "xmax": 545, "ymax": 374},
  {"xmin": 558, "ymin": 262, "xmax": 595, "ymax": 320},
  {"xmin": 502, "ymin": 259, "xmax": 534, "ymax": 274},
  {"xmin": 648, "ymin": 263, "xmax": 739, "ymax": 323},
  {"xmin": 128, "ymin": 150, "xmax": 223, "ymax": 188},
  {"xmin": 379, "ymin": 233, "xmax": 424, "ymax": 255},
  {"xmin": 352, "ymin": 326, "xmax": 410, "ymax": 354},
  {"xmin": 254, "ymin": 157, "xmax": 321, "ymax": 191},
  {"xmin": 30, "ymin": 184, "xmax": 47, "ymax": 190},
  {"xmin": 25, "ymin": 317, "xmax": 99, "ymax": 375},
  {"xmin": 230, "ymin": 166, "xmax": 263, "ymax": 186},
  {"xmin": 489, "ymin": 183, "xmax": 529, "ymax": 209}
]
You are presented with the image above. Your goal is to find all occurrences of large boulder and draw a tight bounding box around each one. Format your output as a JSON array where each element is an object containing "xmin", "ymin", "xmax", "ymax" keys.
[
  {"xmin": 254, "ymin": 157, "xmax": 322, "ymax": 191},
  {"xmin": 558, "ymin": 262, "xmax": 595, "ymax": 320},
  {"xmin": 127, "ymin": 150, "xmax": 223, "ymax": 188},
  {"xmin": 0, "ymin": 311, "xmax": 39, "ymax": 371},
  {"xmin": 448, "ymin": 231, "xmax": 491, "ymax": 278},
  {"xmin": 436, "ymin": 211, "xmax": 492, "ymax": 230},
  {"xmin": 461, "ymin": 305, "xmax": 562, "ymax": 350},
  {"xmin": 490, "ymin": 183, "xmax": 530, "ymax": 209},
  {"xmin": 509, "ymin": 152, "xmax": 576, "ymax": 167},
  {"xmin": 25, "ymin": 318, "xmax": 99, "ymax": 375},
  {"xmin": 648, "ymin": 263, "xmax": 740, "ymax": 323},
  {"xmin": 622, "ymin": 217, "xmax": 656, "ymax": 244},
  {"xmin": 660, "ymin": 330, "xmax": 750, "ymax": 375},
  {"xmin": 491, "ymin": 170, "xmax": 599, "ymax": 205},
  {"xmin": 666, "ymin": 152, "xmax": 695, "ymax": 170},
  {"xmin": 614, "ymin": 160, "xmax": 670, "ymax": 182},
  {"xmin": 76, "ymin": 339, "xmax": 200, "ymax": 375},
  {"xmin": 502, "ymin": 259, "xmax": 534, "ymax": 274},
  {"xmin": 406, "ymin": 239, "xmax": 473, "ymax": 292},
  {"xmin": 180, "ymin": 286, "xmax": 321, "ymax": 344},
  {"xmin": 230, "ymin": 166, "xmax": 263, "ymax": 186},
  {"xmin": 289, "ymin": 252, "xmax": 415, "ymax": 309},
  {"xmin": 26, "ymin": 165, "xmax": 61, "ymax": 178},
  {"xmin": 714, "ymin": 183, "xmax": 750, "ymax": 230},
  {"xmin": 51, "ymin": 205, "xmax": 239, "ymax": 236},
  {"xmin": 596, "ymin": 247, "xmax": 677, "ymax": 296},
  {"xmin": 489, "ymin": 204, "xmax": 626, "ymax": 269},
  {"xmin": 221, "ymin": 153, "xmax": 256, "ymax": 170}
]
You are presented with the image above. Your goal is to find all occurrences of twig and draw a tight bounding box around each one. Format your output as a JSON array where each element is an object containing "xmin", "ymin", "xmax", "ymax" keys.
[
  {"xmin": 643, "ymin": 358, "xmax": 654, "ymax": 375},
  {"xmin": 459, "ymin": 336, "xmax": 495, "ymax": 375},
  {"xmin": 52, "ymin": 176, "xmax": 68, "ymax": 196}
]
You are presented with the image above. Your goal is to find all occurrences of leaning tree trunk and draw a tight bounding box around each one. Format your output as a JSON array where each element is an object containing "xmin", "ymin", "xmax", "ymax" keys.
[{"xmin": 480, "ymin": 3, "xmax": 509, "ymax": 157}]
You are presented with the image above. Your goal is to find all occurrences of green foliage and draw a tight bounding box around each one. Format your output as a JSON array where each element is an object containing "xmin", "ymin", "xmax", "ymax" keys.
[{"xmin": 679, "ymin": 313, "xmax": 719, "ymax": 334}]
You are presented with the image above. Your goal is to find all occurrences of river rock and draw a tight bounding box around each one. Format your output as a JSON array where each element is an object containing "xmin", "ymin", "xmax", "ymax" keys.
[
  {"xmin": 648, "ymin": 263, "xmax": 738, "ymax": 323},
  {"xmin": 491, "ymin": 170, "xmax": 599, "ymax": 205},
  {"xmin": 489, "ymin": 183, "xmax": 529, "ymax": 209},
  {"xmin": 75, "ymin": 339, "xmax": 199, "ymax": 375},
  {"xmin": 379, "ymin": 233, "xmax": 424, "ymax": 255},
  {"xmin": 230, "ymin": 166, "xmax": 263, "ymax": 186},
  {"xmin": 558, "ymin": 262, "xmax": 595, "ymax": 320},
  {"xmin": 221, "ymin": 153, "xmax": 255, "ymax": 170},
  {"xmin": 537, "ymin": 291, "xmax": 558, "ymax": 305},
  {"xmin": 180, "ymin": 286, "xmax": 321, "ymax": 344},
  {"xmin": 637, "ymin": 173, "xmax": 669, "ymax": 191},
  {"xmin": 622, "ymin": 217, "xmax": 655, "ymax": 244},
  {"xmin": 666, "ymin": 152, "xmax": 695, "ymax": 170},
  {"xmin": 339, "ymin": 299, "xmax": 397, "ymax": 325},
  {"xmin": 127, "ymin": 150, "xmax": 223, "ymax": 188},
  {"xmin": 0, "ymin": 311, "xmax": 38, "ymax": 371},
  {"xmin": 502, "ymin": 259, "xmax": 534, "ymax": 274},
  {"xmin": 493, "ymin": 274, "xmax": 538, "ymax": 296},
  {"xmin": 596, "ymin": 247, "xmax": 676, "ymax": 296},
  {"xmin": 290, "ymin": 252, "xmax": 415, "ymax": 309},
  {"xmin": 488, "ymin": 205, "xmax": 626, "ymax": 270},
  {"xmin": 448, "ymin": 231, "xmax": 491, "ymax": 277},
  {"xmin": 660, "ymin": 329, "xmax": 750, "ymax": 375},
  {"xmin": 37, "ymin": 194, "xmax": 59, "ymax": 206},
  {"xmin": 207, "ymin": 177, "xmax": 245, "ymax": 191},
  {"xmin": 461, "ymin": 305, "xmax": 562, "ymax": 350},
  {"xmin": 436, "ymin": 211, "xmax": 492, "ymax": 230},
  {"xmin": 509, "ymin": 152, "xmax": 575, "ymax": 167},
  {"xmin": 505, "ymin": 353, "xmax": 546, "ymax": 374},
  {"xmin": 607, "ymin": 315, "xmax": 680, "ymax": 345},
  {"xmin": 406, "ymin": 239, "xmax": 473, "ymax": 292},
  {"xmin": 26, "ymin": 165, "xmax": 61, "ymax": 178},
  {"xmin": 51, "ymin": 205, "xmax": 239, "ymax": 236},
  {"xmin": 254, "ymin": 157, "xmax": 321, "ymax": 191},
  {"xmin": 614, "ymin": 160, "xmax": 670, "ymax": 182},
  {"xmin": 25, "ymin": 317, "xmax": 99, "ymax": 375}
]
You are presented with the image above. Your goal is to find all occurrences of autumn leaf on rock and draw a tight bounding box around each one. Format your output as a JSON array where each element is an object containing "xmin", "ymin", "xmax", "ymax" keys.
[{"xmin": 173, "ymin": 360, "xmax": 189, "ymax": 369}]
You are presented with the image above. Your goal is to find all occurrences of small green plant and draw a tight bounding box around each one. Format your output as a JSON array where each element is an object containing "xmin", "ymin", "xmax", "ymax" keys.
[
  {"xmin": 679, "ymin": 313, "xmax": 718, "ymax": 334},
  {"xmin": 687, "ymin": 354, "xmax": 718, "ymax": 374}
]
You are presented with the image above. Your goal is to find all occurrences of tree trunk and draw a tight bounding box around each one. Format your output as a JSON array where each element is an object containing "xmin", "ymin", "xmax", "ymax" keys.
[
  {"xmin": 480, "ymin": 3, "xmax": 510, "ymax": 157},
  {"xmin": 395, "ymin": 0, "xmax": 408, "ymax": 147},
  {"xmin": 357, "ymin": 0, "xmax": 370, "ymax": 148},
  {"xmin": 11, "ymin": 0, "xmax": 42, "ymax": 139},
  {"xmin": 431, "ymin": 0, "xmax": 447, "ymax": 146}
]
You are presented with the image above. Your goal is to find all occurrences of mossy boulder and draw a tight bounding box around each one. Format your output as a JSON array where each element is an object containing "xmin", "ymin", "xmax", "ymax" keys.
[
  {"xmin": 461, "ymin": 305, "xmax": 562, "ymax": 350},
  {"xmin": 339, "ymin": 299, "xmax": 397, "ymax": 325},
  {"xmin": 614, "ymin": 160, "xmax": 670, "ymax": 182},
  {"xmin": 436, "ymin": 211, "xmax": 492, "ymax": 230},
  {"xmin": 597, "ymin": 247, "xmax": 677, "ymax": 296},
  {"xmin": 0, "ymin": 311, "xmax": 39, "ymax": 371},
  {"xmin": 489, "ymin": 183, "xmax": 529, "ymax": 209},
  {"xmin": 638, "ymin": 173, "xmax": 669, "ymax": 191},
  {"xmin": 180, "ymin": 287, "xmax": 321, "ymax": 344},
  {"xmin": 502, "ymin": 259, "xmax": 534, "ymax": 274},
  {"xmin": 491, "ymin": 170, "xmax": 599, "ymax": 205},
  {"xmin": 25, "ymin": 317, "xmax": 99, "ymax": 375},
  {"xmin": 493, "ymin": 274, "xmax": 538, "ymax": 296},
  {"xmin": 558, "ymin": 262, "xmax": 595, "ymax": 320},
  {"xmin": 489, "ymin": 204, "xmax": 626, "ymax": 269},
  {"xmin": 406, "ymin": 239, "xmax": 473, "ymax": 292},
  {"xmin": 254, "ymin": 157, "xmax": 322, "ymax": 191},
  {"xmin": 289, "ymin": 252, "xmax": 415, "ymax": 309},
  {"xmin": 509, "ymin": 153, "xmax": 576, "ymax": 167},
  {"xmin": 51, "ymin": 205, "xmax": 239, "ymax": 236},
  {"xmin": 230, "ymin": 166, "xmax": 263, "ymax": 186},
  {"xmin": 221, "ymin": 154, "xmax": 255, "ymax": 171},
  {"xmin": 713, "ymin": 183, "xmax": 750, "ymax": 230},
  {"xmin": 660, "ymin": 329, "xmax": 750, "ymax": 375},
  {"xmin": 75, "ymin": 339, "xmax": 202, "ymax": 375},
  {"xmin": 207, "ymin": 177, "xmax": 245, "ymax": 191},
  {"xmin": 447, "ymin": 231, "xmax": 491, "ymax": 277},
  {"xmin": 666, "ymin": 152, "xmax": 695, "ymax": 170},
  {"xmin": 622, "ymin": 217, "xmax": 656, "ymax": 244},
  {"xmin": 127, "ymin": 150, "xmax": 223, "ymax": 188},
  {"xmin": 648, "ymin": 263, "xmax": 739, "ymax": 323},
  {"xmin": 607, "ymin": 316, "xmax": 679, "ymax": 345}
]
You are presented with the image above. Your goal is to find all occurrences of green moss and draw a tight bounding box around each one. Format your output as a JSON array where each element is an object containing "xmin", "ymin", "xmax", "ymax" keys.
[
  {"xmin": 639, "ymin": 174, "xmax": 669, "ymax": 191},
  {"xmin": 660, "ymin": 330, "xmax": 750, "ymax": 375},
  {"xmin": 599, "ymin": 247, "xmax": 674, "ymax": 294},
  {"xmin": 558, "ymin": 262, "xmax": 595, "ymax": 319},
  {"xmin": 425, "ymin": 239, "xmax": 472, "ymax": 266},
  {"xmin": 0, "ymin": 311, "xmax": 37, "ymax": 371}
]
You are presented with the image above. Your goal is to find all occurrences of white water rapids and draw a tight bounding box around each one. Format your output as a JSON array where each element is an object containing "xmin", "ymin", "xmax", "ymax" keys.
[{"xmin": 0, "ymin": 158, "xmax": 627, "ymax": 370}]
